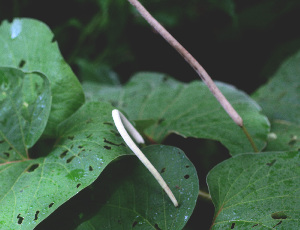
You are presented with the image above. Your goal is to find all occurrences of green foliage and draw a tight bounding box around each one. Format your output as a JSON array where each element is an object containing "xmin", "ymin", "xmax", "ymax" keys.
[
  {"xmin": 83, "ymin": 73, "xmax": 269, "ymax": 154},
  {"xmin": 76, "ymin": 145, "xmax": 199, "ymax": 230},
  {"xmin": 0, "ymin": 18, "xmax": 84, "ymax": 136},
  {"xmin": 0, "ymin": 1, "xmax": 299, "ymax": 229},
  {"xmin": 207, "ymin": 151, "xmax": 300, "ymax": 229},
  {"xmin": 253, "ymin": 50, "xmax": 300, "ymax": 151},
  {"xmin": 0, "ymin": 67, "xmax": 51, "ymax": 159}
]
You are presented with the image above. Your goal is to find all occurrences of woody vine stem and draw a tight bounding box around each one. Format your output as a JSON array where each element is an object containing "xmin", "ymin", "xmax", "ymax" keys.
[{"xmin": 127, "ymin": 0, "xmax": 258, "ymax": 152}]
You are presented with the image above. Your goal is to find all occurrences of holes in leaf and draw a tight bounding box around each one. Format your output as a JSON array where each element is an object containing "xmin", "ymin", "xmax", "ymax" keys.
[
  {"xmin": 185, "ymin": 165, "xmax": 190, "ymax": 168},
  {"xmin": 34, "ymin": 211, "xmax": 40, "ymax": 221},
  {"xmin": 104, "ymin": 138, "xmax": 125, "ymax": 147},
  {"xmin": 162, "ymin": 75, "xmax": 168, "ymax": 82},
  {"xmin": 103, "ymin": 122, "xmax": 113, "ymax": 126},
  {"xmin": 60, "ymin": 150, "xmax": 68, "ymax": 158},
  {"xmin": 27, "ymin": 163, "xmax": 39, "ymax": 172},
  {"xmin": 273, "ymin": 221, "xmax": 282, "ymax": 228},
  {"xmin": 266, "ymin": 159, "xmax": 276, "ymax": 166},
  {"xmin": 76, "ymin": 183, "xmax": 81, "ymax": 188},
  {"xmin": 18, "ymin": 59, "xmax": 26, "ymax": 68},
  {"xmin": 0, "ymin": 140, "xmax": 5, "ymax": 144},
  {"xmin": 231, "ymin": 223, "xmax": 235, "ymax": 229},
  {"xmin": 110, "ymin": 129, "xmax": 121, "ymax": 137},
  {"xmin": 3, "ymin": 152, "xmax": 9, "ymax": 158},
  {"xmin": 66, "ymin": 156, "xmax": 76, "ymax": 163},
  {"xmin": 160, "ymin": 168, "xmax": 166, "ymax": 173},
  {"xmin": 104, "ymin": 146, "xmax": 111, "ymax": 150},
  {"xmin": 87, "ymin": 134, "xmax": 93, "ymax": 138},
  {"xmin": 154, "ymin": 223, "xmax": 161, "ymax": 230},
  {"xmin": 271, "ymin": 211, "xmax": 287, "ymax": 219},
  {"xmin": 252, "ymin": 224, "xmax": 259, "ymax": 227},
  {"xmin": 49, "ymin": 202, "xmax": 54, "ymax": 208},
  {"xmin": 78, "ymin": 145, "xmax": 83, "ymax": 149},
  {"xmin": 89, "ymin": 166, "xmax": 93, "ymax": 171},
  {"xmin": 157, "ymin": 118, "xmax": 165, "ymax": 125},
  {"xmin": 68, "ymin": 136, "xmax": 74, "ymax": 140},
  {"xmin": 132, "ymin": 221, "xmax": 138, "ymax": 227},
  {"xmin": 184, "ymin": 174, "xmax": 190, "ymax": 179},
  {"xmin": 17, "ymin": 214, "xmax": 24, "ymax": 224}
]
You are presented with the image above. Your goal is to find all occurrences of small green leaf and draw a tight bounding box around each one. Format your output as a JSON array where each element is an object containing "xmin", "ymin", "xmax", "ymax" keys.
[
  {"xmin": 83, "ymin": 72, "xmax": 270, "ymax": 154},
  {"xmin": 0, "ymin": 18, "xmax": 85, "ymax": 136},
  {"xmin": 75, "ymin": 145, "xmax": 199, "ymax": 230},
  {"xmin": 0, "ymin": 101, "xmax": 131, "ymax": 230},
  {"xmin": 207, "ymin": 151, "xmax": 300, "ymax": 229},
  {"xmin": 0, "ymin": 67, "xmax": 51, "ymax": 160},
  {"xmin": 253, "ymin": 50, "xmax": 300, "ymax": 151}
]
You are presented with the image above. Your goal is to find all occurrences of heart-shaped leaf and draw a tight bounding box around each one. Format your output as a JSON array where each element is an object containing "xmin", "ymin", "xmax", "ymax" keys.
[
  {"xmin": 253, "ymin": 50, "xmax": 300, "ymax": 151},
  {"xmin": 0, "ymin": 101, "xmax": 131, "ymax": 230},
  {"xmin": 0, "ymin": 67, "xmax": 51, "ymax": 160},
  {"xmin": 75, "ymin": 145, "xmax": 199, "ymax": 230},
  {"xmin": 207, "ymin": 151, "xmax": 300, "ymax": 229},
  {"xmin": 83, "ymin": 72, "xmax": 270, "ymax": 154},
  {"xmin": 0, "ymin": 18, "xmax": 85, "ymax": 136}
]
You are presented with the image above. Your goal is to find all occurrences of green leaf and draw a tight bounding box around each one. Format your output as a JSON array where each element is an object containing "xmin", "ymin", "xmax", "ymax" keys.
[
  {"xmin": 253, "ymin": 50, "xmax": 300, "ymax": 151},
  {"xmin": 0, "ymin": 67, "xmax": 51, "ymax": 160},
  {"xmin": 83, "ymin": 72, "xmax": 270, "ymax": 154},
  {"xmin": 0, "ymin": 18, "xmax": 85, "ymax": 136},
  {"xmin": 75, "ymin": 145, "xmax": 199, "ymax": 230},
  {"xmin": 207, "ymin": 151, "xmax": 300, "ymax": 229},
  {"xmin": 0, "ymin": 101, "xmax": 131, "ymax": 230}
]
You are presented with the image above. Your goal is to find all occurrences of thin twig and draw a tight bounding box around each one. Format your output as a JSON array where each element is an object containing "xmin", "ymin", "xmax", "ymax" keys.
[
  {"xmin": 127, "ymin": 0, "xmax": 259, "ymax": 152},
  {"xmin": 112, "ymin": 109, "xmax": 179, "ymax": 207}
]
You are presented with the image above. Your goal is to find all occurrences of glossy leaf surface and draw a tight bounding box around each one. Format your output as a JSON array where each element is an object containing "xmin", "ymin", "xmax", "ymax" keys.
[
  {"xmin": 207, "ymin": 151, "xmax": 300, "ymax": 229},
  {"xmin": 83, "ymin": 72, "xmax": 270, "ymax": 155},
  {"xmin": 0, "ymin": 102, "xmax": 131, "ymax": 230},
  {"xmin": 76, "ymin": 145, "xmax": 199, "ymax": 230},
  {"xmin": 0, "ymin": 18, "xmax": 84, "ymax": 136}
]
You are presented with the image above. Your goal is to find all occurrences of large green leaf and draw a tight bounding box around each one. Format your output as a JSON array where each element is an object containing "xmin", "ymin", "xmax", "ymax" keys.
[
  {"xmin": 83, "ymin": 72, "xmax": 270, "ymax": 154},
  {"xmin": 0, "ymin": 101, "xmax": 131, "ymax": 230},
  {"xmin": 75, "ymin": 145, "xmax": 199, "ymax": 230},
  {"xmin": 253, "ymin": 50, "xmax": 300, "ymax": 151},
  {"xmin": 0, "ymin": 67, "xmax": 51, "ymax": 161},
  {"xmin": 207, "ymin": 151, "xmax": 300, "ymax": 229},
  {"xmin": 0, "ymin": 18, "xmax": 85, "ymax": 136}
]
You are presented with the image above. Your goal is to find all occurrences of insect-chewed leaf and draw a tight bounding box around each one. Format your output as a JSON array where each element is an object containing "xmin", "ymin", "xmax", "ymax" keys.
[
  {"xmin": 207, "ymin": 151, "xmax": 300, "ymax": 229},
  {"xmin": 74, "ymin": 145, "xmax": 199, "ymax": 230},
  {"xmin": 0, "ymin": 18, "xmax": 84, "ymax": 136},
  {"xmin": 83, "ymin": 72, "xmax": 270, "ymax": 155},
  {"xmin": 0, "ymin": 101, "xmax": 132, "ymax": 230}
]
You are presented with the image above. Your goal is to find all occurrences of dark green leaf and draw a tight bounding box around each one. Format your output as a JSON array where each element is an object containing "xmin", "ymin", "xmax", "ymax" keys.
[
  {"xmin": 0, "ymin": 101, "xmax": 131, "ymax": 229},
  {"xmin": 207, "ymin": 151, "xmax": 300, "ymax": 229},
  {"xmin": 0, "ymin": 67, "xmax": 51, "ymax": 160},
  {"xmin": 0, "ymin": 18, "xmax": 85, "ymax": 136},
  {"xmin": 253, "ymin": 50, "xmax": 300, "ymax": 151},
  {"xmin": 83, "ymin": 72, "xmax": 270, "ymax": 154},
  {"xmin": 76, "ymin": 145, "xmax": 199, "ymax": 230}
]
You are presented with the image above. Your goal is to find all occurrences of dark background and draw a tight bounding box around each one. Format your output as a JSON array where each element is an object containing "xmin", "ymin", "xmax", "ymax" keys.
[{"xmin": 1, "ymin": 0, "xmax": 300, "ymax": 229}]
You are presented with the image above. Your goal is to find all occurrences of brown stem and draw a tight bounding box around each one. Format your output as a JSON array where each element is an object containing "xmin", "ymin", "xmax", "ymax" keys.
[
  {"xmin": 127, "ymin": 0, "xmax": 260, "ymax": 152},
  {"xmin": 127, "ymin": 0, "xmax": 243, "ymax": 127}
]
